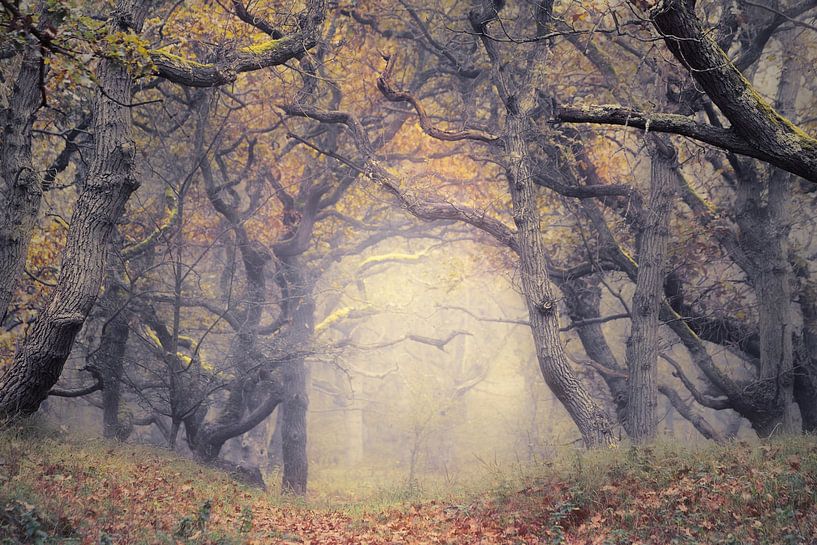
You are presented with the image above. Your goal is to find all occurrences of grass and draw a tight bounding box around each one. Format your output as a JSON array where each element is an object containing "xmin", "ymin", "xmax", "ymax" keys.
[{"xmin": 1, "ymin": 420, "xmax": 816, "ymax": 544}]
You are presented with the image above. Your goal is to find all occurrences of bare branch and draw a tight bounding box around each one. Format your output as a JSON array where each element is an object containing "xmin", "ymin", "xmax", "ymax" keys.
[
  {"xmin": 554, "ymin": 105, "xmax": 768, "ymax": 164},
  {"xmin": 280, "ymin": 105, "xmax": 520, "ymax": 253},
  {"xmin": 376, "ymin": 55, "xmax": 499, "ymax": 143},
  {"xmin": 48, "ymin": 367, "xmax": 103, "ymax": 398},
  {"xmin": 659, "ymin": 353, "xmax": 731, "ymax": 410},
  {"xmin": 657, "ymin": 384, "xmax": 724, "ymax": 441}
]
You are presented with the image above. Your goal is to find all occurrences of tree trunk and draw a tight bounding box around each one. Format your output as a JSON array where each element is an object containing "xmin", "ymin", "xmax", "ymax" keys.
[
  {"xmin": 625, "ymin": 139, "xmax": 676, "ymax": 443},
  {"xmin": 0, "ymin": 35, "xmax": 46, "ymax": 322},
  {"xmin": 560, "ymin": 275, "xmax": 629, "ymax": 429},
  {"xmin": 91, "ymin": 243, "xmax": 131, "ymax": 439},
  {"xmin": 732, "ymin": 36, "xmax": 800, "ymax": 435},
  {"xmin": 504, "ymin": 114, "xmax": 614, "ymax": 448},
  {"xmin": 178, "ymin": 90, "xmax": 289, "ymax": 464},
  {"xmin": 97, "ymin": 287, "xmax": 129, "ymax": 439},
  {"xmin": 754, "ymin": 175, "xmax": 796, "ymax": 433},
  {"xmin": 796, "ymin": 279, "xmax": 817, "ymax": 432},
  {"xmin": 0, "ymin": 1, "xmax": 150, "ymax": 417},
  {"xmin": 280, "ymin": 257, "xmax": 312, "ymax": 495}
]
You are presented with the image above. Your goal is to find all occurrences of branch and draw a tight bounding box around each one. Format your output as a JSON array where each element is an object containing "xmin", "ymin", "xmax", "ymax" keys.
[
  {"xmin": 554, "ymin": 105, "xmax": 771, "ymax": 163},
  {"xmin": 132, "ymin": 412, "xmax": 170, "ymax": 442},
  {"xmin": 48, "ymin": 367, "xmax": 103, "ymax": 398},
  {"xmin": 641, "ymin": 0, "xmax": 817, "ymax": 184},
  {"xmin": 120, "ymin": 186, "xmax": 179, "ymax": 260},
  {"xmin": 376, "ymin": 55, "xmax": 499, "ymax": 143},
  {"xmin": 340, "ymin": 330, "xmax": 472, "ymax": 352},
  {"xmin": 407, "ymin": 330, "xmax": 472, "ymax": 351},
  {"xmin": 560, "ymin": 312, "xmax": 630, "ymax": 332},
  {"xmin": 150, "ymin": 0, "xmax": 323, "ymax": 87},
  {"xmin": 230, "ymin": 0, "xmax": 282, "ymax": 37},
  {"xmin": 142, "ymin": 293, "xmax": 240, "ymax": 330},
  {"xmin": 439, "ymin": 304, "xmax": 530, "ymax": 326},
  {"xmin": 733, "ymin": 0, "xmax": 817, "ymax": 71},
  {"xmin": 43, "ymin": 115, "xmax": 92, "ymax": 187},
  {"xmin": 657, "ymin": 383, "xmax": 724, "ymax": 441},
  {"xmin": 281, "ymin": 105, "xmax": 520, "ymax": 253},
  {"xmin": 347, "ymin": 364, "xmax": 399, "ymax": 380},
  {"xmin": 533, "ymin": 171, "xmax": 633, "ymax": 198},
  {"xmin": 201, "ymin": 388, "xmax": 282, "ymax": 451},
  {"xmin": 659, "ymin": 353, "xmax": 731, "ymax": 410},
  {"xmin": 453, "ymin": 365, "xmax": 489, "ymax": 396},
  {"xmin": 567, "ymin": 352, "xmax": 629, "ymax": 378}
]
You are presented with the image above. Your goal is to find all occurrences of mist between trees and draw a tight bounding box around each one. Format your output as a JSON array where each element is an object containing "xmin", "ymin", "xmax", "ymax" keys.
[{"xmin": 1, "ymin": 0, "xmax": 817, "ymax": 495}]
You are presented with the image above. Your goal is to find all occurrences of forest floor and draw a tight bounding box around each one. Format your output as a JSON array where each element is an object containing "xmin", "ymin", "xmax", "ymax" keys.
[{"xmin": 1, "ymin": 424, "xmax": 816, "ymax": 545}]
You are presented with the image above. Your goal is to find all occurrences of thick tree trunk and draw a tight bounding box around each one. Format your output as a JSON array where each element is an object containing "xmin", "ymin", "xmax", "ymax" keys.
[
  {"xmin": 625, "ymin": 140, "xmax": 676, "ymax": 443},
  {"xmin": 280, "ymin": 257, "xmax": 312, "ymax": 495},
  {"xmin": 753, "ymin": 174, "xmax": 796, "ymax": 433},
  {"xmin": 505, "ymin": 114, "xmax": 614, "ymax": 448},
  {"xmin": 0, "ymin": 39, "xmax": 46, "ymax": 322},
  {"xmin": 0, "ymin": 1, "xmax": 150, "ymax": 417},
  {"xmin": 732, "ymin": 37, "xmax": 800, "ymax": 435}
]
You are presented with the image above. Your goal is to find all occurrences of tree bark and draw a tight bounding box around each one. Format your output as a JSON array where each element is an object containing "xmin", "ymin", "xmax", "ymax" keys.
[
  {"xmin": 641, "ymin": 0, "xmax": 817, "ymax": 184},
  {"xmin": 560, "ymin": 275, "xmax": 629, "ymax": 429},
  {"xmin": 731, "ymin": 30, "xmax": 801, "ymax": 435},
  {"xmin": 96, "ymin": 282, "xmax": 130, "ymax": 440},
  {"xmin": 625, "ymin": 139, "xmax": 676, "ymax": 443},
  {"xmin": 279, "ymin": 257, "xmax": 312, "ymax": 495},
  {"xmin": 738, "ymin": 168, "xmax": 796, "ymax": 434},
  {"xmin": 505, "ymin": 114, "xmax": 614, "ymax": 448},
  {"xmin": 0, "ymin": 0, "xmax": 151, "ymax": 417},
  {"xmin": 0, "ymin": 33, "xmax": 46, "ymax": 323}
]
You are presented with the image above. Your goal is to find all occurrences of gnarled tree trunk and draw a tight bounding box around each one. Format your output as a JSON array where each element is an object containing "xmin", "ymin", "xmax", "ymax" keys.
[
  {"xmin": 0, "ymin": 0, "xmax": 151, "ymax": 417},
  {"xmin": 505, "ymin": 114, "xmax": 614, "ymax": 448},
  {"xmin": 0, "ymin": 26, "xmax": 47, "ymax": 322}
]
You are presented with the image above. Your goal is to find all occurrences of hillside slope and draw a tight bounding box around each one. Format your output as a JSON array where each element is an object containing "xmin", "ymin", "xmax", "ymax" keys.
[{"xmin": 1, "ymin": 426, "xmax": 816, "ymax": 544}]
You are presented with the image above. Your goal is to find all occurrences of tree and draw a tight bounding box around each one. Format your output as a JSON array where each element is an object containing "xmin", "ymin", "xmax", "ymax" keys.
[
  {"xmin": 0, "ymin": 0, "xmax": 153, "ymax": 416},
  {"xmin": 0, "ymin": 0, "xmax": 325, "ymax": 418},
  {"xmin": 552, "ymin": 0, "xmax": 817, "ymax": 436}
]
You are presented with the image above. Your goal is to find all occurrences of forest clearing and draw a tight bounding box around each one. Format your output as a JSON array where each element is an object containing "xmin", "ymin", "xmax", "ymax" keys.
[{"xmin": 3, "ymin": 0, "xmax": 817, "ymax": 542}]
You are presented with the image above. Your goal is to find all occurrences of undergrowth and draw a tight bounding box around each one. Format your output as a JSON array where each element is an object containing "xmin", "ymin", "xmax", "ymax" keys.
[{"xmin": 1, "ymin": 421, "xmax": 815, "ymax": 544}]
